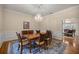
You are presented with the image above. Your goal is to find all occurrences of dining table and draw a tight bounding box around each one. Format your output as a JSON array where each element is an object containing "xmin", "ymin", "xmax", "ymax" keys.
[{"xmin": 24, "ymin": 32, "xmax": 46, "ymax": 53}]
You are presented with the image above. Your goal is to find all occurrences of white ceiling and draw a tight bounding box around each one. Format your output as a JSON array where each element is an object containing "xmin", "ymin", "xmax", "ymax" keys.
[{"xmin": 4, "ymin": 4, "xmax": 78, "ymax": 16}]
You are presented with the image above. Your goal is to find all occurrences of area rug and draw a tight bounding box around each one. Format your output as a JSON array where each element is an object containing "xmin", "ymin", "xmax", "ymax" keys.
[{"xmin": 8, "ymin": 39, "xmax": 66, "ymax": 54}]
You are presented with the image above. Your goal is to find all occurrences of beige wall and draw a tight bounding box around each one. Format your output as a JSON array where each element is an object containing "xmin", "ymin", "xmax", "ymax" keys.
[
  {"xmin": 0, "ymin": 8, "xmax": 39, "ymax": 45},
  {"xmin": 0, "ymin": 7, "xmax": 39, "ymax": 47},
  {"xmin": 0, "ymin": 5, "xmax": 79, "ymax": 47},
  {"xmin": 0, "ymin": 5, "xmax": 3, "ymax": 34},
  {"xmin": 4, "ymin": 9, "xmax": 37, "ymax": 32},
  {"xmin": 40, "ymin": 6, "xmax": 79, "ymax": 39},
  {"xmin": 3, "ymin": 9, "xmax": 38, "ymax": 41},
  {"xmin": 0, "ymin": 5, "xmax": 3, "ymax": 47}
]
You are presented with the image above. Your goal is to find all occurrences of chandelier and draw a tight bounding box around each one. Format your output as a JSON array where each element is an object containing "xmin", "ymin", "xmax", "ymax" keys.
[
  {"xmin": 64, "ymin": 19, "xmax": 71, "ymax": 23},
  {"xmin": 35, "ymin": 14, "xmax": 43, "ymax": 22}
]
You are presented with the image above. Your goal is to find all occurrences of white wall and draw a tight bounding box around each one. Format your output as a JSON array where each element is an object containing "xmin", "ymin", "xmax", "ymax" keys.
[{"xmin": 40, "ymin": 6, "xmax": 79, "ymax": 40}]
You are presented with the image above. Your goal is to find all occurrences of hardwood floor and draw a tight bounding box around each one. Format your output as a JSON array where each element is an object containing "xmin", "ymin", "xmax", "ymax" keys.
[
  {"xmin": 64, "ymin": 36, "xmax": 79, "ymax": 54},
  {"xmin": 0, "ymin": 36, "xmax": 79, "ymax": 54},
  {"xmin": 0, "ymin": 41, "xmax": 9, "ymax": 54}
]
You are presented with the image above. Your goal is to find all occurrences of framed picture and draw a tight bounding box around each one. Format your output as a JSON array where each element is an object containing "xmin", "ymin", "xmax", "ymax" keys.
[{"xmin": 23, "ymin": 21, "xmax": 30, "ymax": 29}]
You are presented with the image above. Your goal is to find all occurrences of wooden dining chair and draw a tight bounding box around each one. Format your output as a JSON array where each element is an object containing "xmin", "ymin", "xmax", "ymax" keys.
[
  {"xmin": 16, "ymin": 32, "xmax": 29, "ymax": 54},
  {"xmin": 46, "ymin": 30, "xmax": 52, "ymax": 47},
  {"xmin": 22, "ymin": 30, "xmax": 34, "ymax": 35},
  {"xmin": 36, "ymin": 30, "xmax": 40, "ymax": 34},
  {"xmin": 21, "ymin": 30, "xmax": 28, "ymax": 35},
  {"xmin": 35, "ymin": 33, "xmax": 46, "ymax": 51},
  {"xmin": 28, "ymin": 30, "xmax": 34, "ymax": 34}
]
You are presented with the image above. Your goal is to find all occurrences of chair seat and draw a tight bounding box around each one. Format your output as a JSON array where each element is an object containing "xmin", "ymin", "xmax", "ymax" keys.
[
  {"xmin": 21, "ymin": 35, "xmax": 27, "ymax": 39},
  {"xmin": 46, "ymin": 38, "xmax": 50, "ymax": 40},
  {"xmin": 20, "ymin": 40, "xmax": 29, "ymax": 45},
  {"xmin": 35, "ymin": 41, "xmax": 44, "ymax": 45},
  {"xmin": 22, "ymin": 39, "xmax": 27, "ymax": 41}
]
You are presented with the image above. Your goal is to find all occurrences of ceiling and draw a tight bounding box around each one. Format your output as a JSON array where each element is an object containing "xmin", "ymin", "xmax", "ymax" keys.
[{"xmin": 4, "ymin": 4, "xmax": 78, "ymax": 16}]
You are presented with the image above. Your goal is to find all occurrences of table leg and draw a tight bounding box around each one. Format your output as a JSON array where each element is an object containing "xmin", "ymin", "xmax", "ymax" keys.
[
  {"xmin": 44, "ymin": 40, "xmax": 48, "ymax": 50},
  {"xmin": 29, "ymin": 40, "xmax": 32, "ymax": 53}
]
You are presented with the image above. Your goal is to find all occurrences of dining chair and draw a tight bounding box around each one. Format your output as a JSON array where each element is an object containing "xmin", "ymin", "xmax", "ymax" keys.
[
  {"xmin": 22, "ymin": 30, "xmax": 34, "ymax": 35},
  {"xmin": 22, "ymin": 30, "xmax": 28, "ymax": 35},
  {"xmin": 16, "ymin": 32, "xmax": 29, "ymax": 54},
  {"xmin": 36, "ymin": 30, "xmax": 40, "ymax": 34},
  {"xmin": 46, "ymin": 30, "xmax": 52, "ymax": 47},
  {"xmin": 28, "ymin": 30, "xmax": 34, "ymax": 34},
  {"xmin": 35, "ymin": 33, "xmax": 46, "ymax": 51}
]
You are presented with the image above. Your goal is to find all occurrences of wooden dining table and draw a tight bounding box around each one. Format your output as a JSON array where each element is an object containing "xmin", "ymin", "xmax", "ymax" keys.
[{"xmin": 24, "ymin": 32, "xmax": 46, "ymax": 53}]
